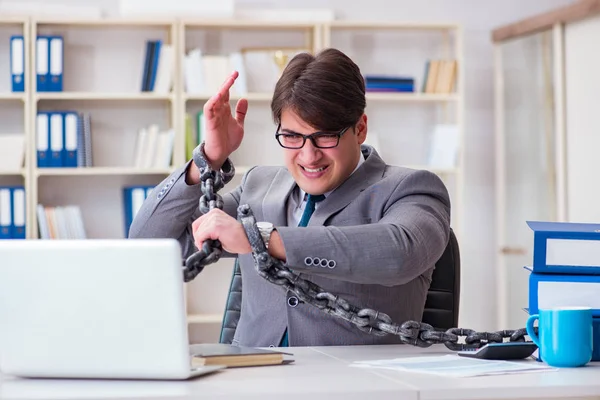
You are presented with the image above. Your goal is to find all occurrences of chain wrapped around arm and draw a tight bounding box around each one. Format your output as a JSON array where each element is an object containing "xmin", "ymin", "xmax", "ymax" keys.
[
  {"xmin": 182, "ymin": 143, "xmax": 235, "ymax": 282},
  {"xmin": 182, "ymin": 149, "xmax": 536, "ymax": 350}
]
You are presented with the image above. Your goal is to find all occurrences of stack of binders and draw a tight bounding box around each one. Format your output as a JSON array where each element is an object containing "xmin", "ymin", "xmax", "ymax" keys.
[
  {"xmin": 36, "ymin": 35, "xmax": 63, "ymax": 92},
  {"xmin": 0, "ymin": 186, "xmax": 26, "ymax": 239},
  {"xmin": 526, "ymin": 221, "xmax": 600, "ymax": 361},
  {"xmin": 36, "ymin": 111, "xmax": 92, "ymax": 168}
]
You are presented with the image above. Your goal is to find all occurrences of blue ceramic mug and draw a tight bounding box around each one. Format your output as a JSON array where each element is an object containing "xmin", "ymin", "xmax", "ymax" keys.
[{"xmin": 526, "ymin": 306, "xmax": 593, "ymax": 367}]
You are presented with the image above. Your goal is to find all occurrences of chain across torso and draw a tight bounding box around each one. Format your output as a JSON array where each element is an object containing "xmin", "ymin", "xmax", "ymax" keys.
[{"xmin": 182, "ymin": 155, "xmax": 535, "ymax": 351}]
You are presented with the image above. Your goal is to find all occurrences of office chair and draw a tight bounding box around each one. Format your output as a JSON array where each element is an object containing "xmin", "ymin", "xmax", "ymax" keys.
[{"xmin": 219, "ymin": 228, "xmax": 461, "ymax": 344}]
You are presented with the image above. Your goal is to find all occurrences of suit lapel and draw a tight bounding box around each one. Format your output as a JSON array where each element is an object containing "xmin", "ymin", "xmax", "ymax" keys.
[
  {"xmin": 262, "ymin": 168, "xmax": 296, "ymax": 227},
  {"xmin": 310, "ymin": 146, "xmax": 386, "ymax": 226}
]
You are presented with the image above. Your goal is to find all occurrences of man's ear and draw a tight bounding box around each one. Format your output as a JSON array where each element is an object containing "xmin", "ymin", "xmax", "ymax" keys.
[{"xmin": 356, "ymin": 114, "xmax": 368, "ymax": 144}]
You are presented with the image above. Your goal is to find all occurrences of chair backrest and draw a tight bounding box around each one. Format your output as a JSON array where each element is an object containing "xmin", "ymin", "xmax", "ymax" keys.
[
  {"xmin": 421, "ymin": 228, "xmax": 461, "ymax": 330},
  {"xmin": 219, "ymin": 228, "xmax": 460, "ymax": 344}
]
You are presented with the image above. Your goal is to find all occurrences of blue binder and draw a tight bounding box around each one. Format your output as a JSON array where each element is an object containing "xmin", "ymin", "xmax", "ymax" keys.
[
  {"xmin": 48, "ymin": 36, "xmax": 64, "ymax": 92},
  {"xmin": 527, "ymin": 267, "xmax": 600, "ymax": 317},
  {"xmin": 528, "ymin": 220, "xmax": 600, "ymax": 274},
  {"xmin": 148, "ymin": 40, "xmax": 161, "ymax": 91},
  {"xmin": 36, "ymin": 112, "xmax": 50, "ymax": 168},
  {"xmin": 122, "ymin": 186, "xmax": 150, "ymax": 237},
  {"xmin": 49, "ymin": 112, "xmax": 64, "ymax": 167},
  {"xmin": 36, "ymin": 36, "xmax": 50, "ymax": 92},
  {"xmin": 10, "ymin": 187, "xmax": 25, "ymax": 239},
  {"xmin": 62, "ymin": 111, "xmax": 79, "ymax": 167},
  {"xmin": 0, "ymin": 187, "xmax": 12, "ymax": 239},
  {"xmin": 10, "ymin": 35, "xmax": 25, "ymax": 92}
]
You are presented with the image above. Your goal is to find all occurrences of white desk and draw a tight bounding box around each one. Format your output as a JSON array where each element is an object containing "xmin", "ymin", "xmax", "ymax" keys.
[{"xmin": 1, "ymin": 344, "xmax": 599, "ymax": 400}]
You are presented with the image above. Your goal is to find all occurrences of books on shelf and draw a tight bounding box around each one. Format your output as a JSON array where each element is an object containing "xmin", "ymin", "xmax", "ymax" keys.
[
  {"xmin": 184, "ymin": 49, "xmax": 248, "ymax": 96},
  {"xmin": 0, "ymin": 186, "xmax": 25, "ymax": 240},
  {"xmin": 141, "ymin": 40, "xmax": 175, "ymax": 94},
  {"xmin": 36, "ymin": 111, "xmax": 93, "ymax": 168},
  {"xmin": 36, "ymin": 204, "xmax": 86, "ymax": 239},
  {"xmin": 364, "ymin": 75, "xmax": 414, "ymax": 93},
  {"xmin": 35, "ymin": 35, "xmax": 63, "ymax": 92},
  {"xmin": 132, "ymin": 124, "xmax": 175, "ymax": 169},
  {"xmin": 184, "ymin": 111, "xmax": 205, "ymax": 161},
  {"xmin": 422, "ymin": 59, "xmax": 457, "ymax": 94},
  {"xmin": 189, "ymin": 343, "xmax": 293, "ymax": 368},
  {"xmin": 123, "ymin": 185, "xmax": 154, "ymax": 237},
  {"xmin": 0, "ymin": 134, "xmax": 25, "ymax": 172}
]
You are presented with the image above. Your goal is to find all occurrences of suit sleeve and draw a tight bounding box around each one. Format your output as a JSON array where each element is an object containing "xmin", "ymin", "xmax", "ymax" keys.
[
  {"xmin": 128, "ymin": 161, "xmax": 244, "ymax": 259},
  {"xmin": 275, "ymin": 169, "xmax": 451, "ymax": 286}
]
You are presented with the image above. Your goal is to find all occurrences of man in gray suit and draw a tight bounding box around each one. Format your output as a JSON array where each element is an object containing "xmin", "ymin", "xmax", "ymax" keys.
[{"xmin": 130, "ymin": 48, "xmax": 451, "ymax": 347}]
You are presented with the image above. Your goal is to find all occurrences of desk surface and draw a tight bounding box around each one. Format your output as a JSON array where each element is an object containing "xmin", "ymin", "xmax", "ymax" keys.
[{"xmin": 1, "ymin": 344, "xmax": 599, "ymax": 400}]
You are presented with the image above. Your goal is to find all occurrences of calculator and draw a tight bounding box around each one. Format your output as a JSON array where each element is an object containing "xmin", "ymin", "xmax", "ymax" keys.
[{"xmin": 457, "ymin": 342, "xmax": 538, "ymax": 360}]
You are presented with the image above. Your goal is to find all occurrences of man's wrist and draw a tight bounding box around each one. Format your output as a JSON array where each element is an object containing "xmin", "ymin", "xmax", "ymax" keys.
[
  {"xmin": 192, "ymin": 142, "xmax": 236, "ymax": 185},
  {"xmin": 268, "ymin": 230, "xmax": 286, "ymax": 262}
]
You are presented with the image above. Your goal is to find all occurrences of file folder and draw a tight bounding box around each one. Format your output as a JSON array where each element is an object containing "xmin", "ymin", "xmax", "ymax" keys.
[
  {"xmin": 49, "ymin": 36, "xmax": 64, "ymax": 92},
  {"xmin": 527, "ymin": 267, "xmax": 600, "ymax": 316},
  {"xmin": 36, "ymin": 36, "xmax": 49, "ymax": 92},
  {"xmin": 63, "ymin": 112, "xmax": 78, "ymax": 167},
  {"xmin": 49, "ymin": 112, "xmax": 64, "ymax": 167},
  {"xmin": 10, "ymin": 35, "xmax": 25, "ymax": 92},
  {"xmin": 11, "ymin": 187, "xmax": 25, "ymax": 239},
  {"xmin": 528, "ymin": 220, "xmax": 600, "ymax": 274},
  {"xmin": 36, "ymin": 112, "xmax": 50, "ymax": 168},
  {"xmin": 0, "ymin": 188, "xmax": 12, "ymax": 240},
  {"xmin": 123, "ymin": 187, "xmax": 147, "ymax": 237}
]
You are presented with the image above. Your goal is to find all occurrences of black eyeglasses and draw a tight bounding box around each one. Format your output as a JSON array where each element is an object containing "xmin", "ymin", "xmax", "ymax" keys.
[{"xmin": 275, "ymin": 124, "xmax": 351, "ymax": 149}]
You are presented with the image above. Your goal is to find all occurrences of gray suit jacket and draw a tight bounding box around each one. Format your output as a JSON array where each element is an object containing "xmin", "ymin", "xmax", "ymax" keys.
[{"xmin": 129, "ymin": 145, "xmax": 451, "ymax": 347}]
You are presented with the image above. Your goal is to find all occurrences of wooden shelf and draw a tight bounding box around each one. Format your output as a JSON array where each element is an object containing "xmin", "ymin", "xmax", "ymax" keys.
[
  {"xmin": 0, "ymin": 16, "xmax": 28, "ymax": 24},
  {"xmin": 403, "ymin": 165, "xmax": 459, "ymax": 175},
  {"xmin": 187, "ymin": 313, "xmax": 223, "ymax": 324},
  {"xmin": 182, "ymin": 19, "xmax": 316, "ymax": 29},
  {"xmin": 33, "ymin": 17, "xmax": 175, "ymax": 27},
  {"xmin": 35, "ymin": 92, "xmax": 174, "ymax": 101},
  {"xmin": 366, "ymin": 93, "xmax": 458, "ymax": 102},
  {"xmin": 186, "ymin": 93, "xmax": 457, "ymax": 103},
  {"xmin": 0, "ymin": 93, "xmax": 26, "ymax": 101},
  {"xmin": 35, "ymin": 167, "xmax": 174, "ymax": 177},
  {"xmin": 327, "ymin": 21, "xmax": 460, "ymax": 30},
  {"xmin": 185, "ymin": 92, "xmax": 273, "ymax": 102},
  {"xmin": 0, "ymin": 169, "xmax": 26, "ymax": 177}
]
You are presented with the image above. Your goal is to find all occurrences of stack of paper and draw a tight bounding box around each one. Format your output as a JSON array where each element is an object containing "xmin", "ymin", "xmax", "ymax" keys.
[{"xmin": 351, "ymin": 355, "xmax": 556, "ymax": 378}]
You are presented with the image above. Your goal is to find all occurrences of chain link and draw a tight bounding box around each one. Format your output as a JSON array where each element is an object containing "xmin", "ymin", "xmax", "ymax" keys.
[{"xmin": 182, "ymin": 160, "xmax": 537, "ymax": 351}]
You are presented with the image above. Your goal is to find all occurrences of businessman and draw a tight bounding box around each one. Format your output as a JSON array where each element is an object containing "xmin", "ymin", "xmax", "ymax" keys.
[{"xmin": 129, "ymin": 48, "xmax": 451, "ymax": 347}]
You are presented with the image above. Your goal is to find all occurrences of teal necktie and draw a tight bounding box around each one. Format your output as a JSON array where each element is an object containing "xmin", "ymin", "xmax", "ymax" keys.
[{"xmin": 280, "ymin": 193, "xmax": 326, "ymax": 347}]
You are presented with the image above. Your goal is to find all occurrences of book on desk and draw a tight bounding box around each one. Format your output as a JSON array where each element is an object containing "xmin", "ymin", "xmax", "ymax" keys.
[{"xmin": 190, "ymin": 344, "xmax": 294, "ymax": 368}]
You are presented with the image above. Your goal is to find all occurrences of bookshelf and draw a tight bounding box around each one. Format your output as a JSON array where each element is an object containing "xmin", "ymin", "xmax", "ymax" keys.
[
  {"xmin": 322, "ymin": 21, "xmax": 465, "ymax": 236},
  {"xmin": 28, "ymin": 17, "xmax": 178, "ymax": 241},
  {"xmin": 0, "ymin": 17, "xmax": 29, "ymax": 241},
  {"xmin": 0, "ymin": 17, "xmax": 465, "ymax": 343}
]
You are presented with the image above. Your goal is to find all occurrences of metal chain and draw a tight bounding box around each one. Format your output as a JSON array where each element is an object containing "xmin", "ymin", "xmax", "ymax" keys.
[
  {"xmin": 183, "ymin": 167, "xmax": 227, "ymax": 283},
  {"xmin": 182, "ymin": 162, "xmax": 536, "ymax": 351}
]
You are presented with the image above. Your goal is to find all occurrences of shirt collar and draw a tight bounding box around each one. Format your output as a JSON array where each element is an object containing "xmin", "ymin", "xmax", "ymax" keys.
[{"xmin": 298, "ymin": 150, "xmax": 365, "ymax": 202}]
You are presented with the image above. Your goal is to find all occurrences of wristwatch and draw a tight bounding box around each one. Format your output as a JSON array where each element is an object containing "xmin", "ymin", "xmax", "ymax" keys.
[{"xmin": 256, "ymin": 222, "xmax": 275, "ymax": 249}]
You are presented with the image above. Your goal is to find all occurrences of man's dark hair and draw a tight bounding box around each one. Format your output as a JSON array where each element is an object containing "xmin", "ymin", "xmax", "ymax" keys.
[{"xmin": 271, "ymin": 48, "xmax": 366, "ymax": 132}]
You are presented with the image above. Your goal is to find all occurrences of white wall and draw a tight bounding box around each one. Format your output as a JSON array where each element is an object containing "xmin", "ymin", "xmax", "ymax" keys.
[
  {"xmin": 564, "ymin": 14, "xmax": 600, "ymax": 223},
  {"xmin": 9, "ymin": 0, "xmax": 575, "ymax": 332}
]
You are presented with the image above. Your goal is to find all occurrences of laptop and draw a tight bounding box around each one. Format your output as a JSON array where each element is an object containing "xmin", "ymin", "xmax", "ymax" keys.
[{"xmin": 0, "ymin": 238, "xmax": 224, "ymax": 380}]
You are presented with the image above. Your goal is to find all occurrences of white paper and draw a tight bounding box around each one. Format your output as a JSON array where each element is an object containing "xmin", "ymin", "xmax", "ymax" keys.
[{"xmin": 351, "ymin": 355, "xmax": 556, "ymax": 378}]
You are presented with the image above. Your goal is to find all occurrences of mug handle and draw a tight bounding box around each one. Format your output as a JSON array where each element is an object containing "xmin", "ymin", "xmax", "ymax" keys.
[{"xmin": 526, "ymin": 314, "xmax": 541, "ymax": 348}]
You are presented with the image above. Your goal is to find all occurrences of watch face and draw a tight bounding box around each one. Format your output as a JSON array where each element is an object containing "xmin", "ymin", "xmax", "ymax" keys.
[{"xmin": 256, "ymin": 222, "xmax": 274, "ymax": 231}]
